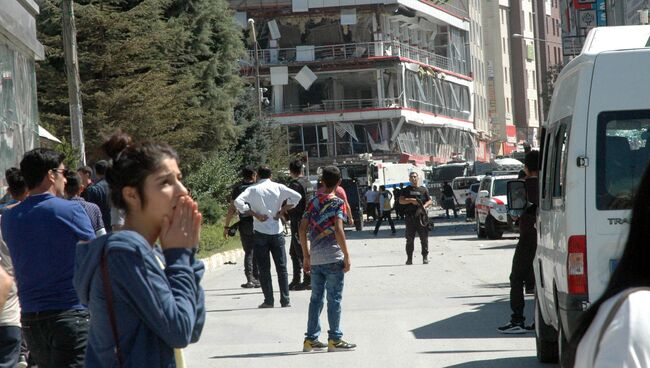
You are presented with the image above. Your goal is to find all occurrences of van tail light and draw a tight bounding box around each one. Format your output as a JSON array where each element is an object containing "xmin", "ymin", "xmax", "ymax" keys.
[{"xmin": 567, "ymin": 235, "xmax": 588, "ymax": 295}]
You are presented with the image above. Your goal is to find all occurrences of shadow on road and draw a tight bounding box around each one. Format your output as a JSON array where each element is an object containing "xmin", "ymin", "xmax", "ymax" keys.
[
  {"xmin": 411, "ymin": 299, "xmax": 522, "ymax": 339},
  {"xmin": 206, "ymin": 291, "xmax": 264, "ymax": 297},
  {"xmin": 210, "ymin": 351, "xmax": 304, "ymax": 359},
  {"xmin": 480, "ymin": 243, "xmax": 517, "ymax": 250},
  {"xmin": 421, "ymin": 349, "xmax": 526, "ymax": 354},
  {"xmin": 442, "ymin": 356, "xmax": 542, "ymax": 367},
  {"xmin": 206, "ymin": 307, "xmax": 264, "ymax": 313}
]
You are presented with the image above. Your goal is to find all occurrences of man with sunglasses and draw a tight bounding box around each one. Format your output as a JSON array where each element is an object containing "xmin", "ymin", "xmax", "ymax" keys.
[
  {"xmin": 1, "ymin": 148, "xmax": 95, "ymax": 368},
  {"xmin": 399, "ymin": 172, "xmax": 432, "ymax": 265}
]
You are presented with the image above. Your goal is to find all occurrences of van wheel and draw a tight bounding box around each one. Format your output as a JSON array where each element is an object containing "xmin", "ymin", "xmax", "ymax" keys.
[
  {"xmin": 485, "ymin": 216, "xmax": 503, "ymax": 239},
  {"xmin": 476, "ymin": 218, "xmax": 486, "ymax": 238},
  {"xmin": 535, "ymin": 294, "xmax": 559, "ymax": 363}
]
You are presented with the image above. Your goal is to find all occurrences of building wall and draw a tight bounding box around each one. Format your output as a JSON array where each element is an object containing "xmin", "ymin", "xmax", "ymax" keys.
[
  {"xmin": 469, "ymin": 0, "xmax": 489, "ymax": 139},
  {"xmin": 483, "ymin": 0, "xmax": 514, "ymax": 153},
  {"xmin": 0, "ymin": 0, "xmax": 43, "ymax": 192},
  {"xmin": 509, "ymin": 0, "xmax": 539, "ymax": 144},
  {"xmin": 535, "ymin": 0, "xmax": 562, "ymax": 123}
]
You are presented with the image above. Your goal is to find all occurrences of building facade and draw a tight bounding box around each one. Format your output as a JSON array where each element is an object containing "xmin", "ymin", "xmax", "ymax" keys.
[
  {"xmin": 468, "ymin": 0, "xmax": 490, "ymax": 161},
  {"xmin": 232, "ymin": 0, "xmax": 478, "ymax": 166},
  {"xmin": 0, "ymin": 0, "xmax": 44, "ymax": 189},
  {"xmin": 509, "ymin": 0, "xmax": 540, "ymax": 146},
  {"xmin": 482, "ymin": 0, "xmax": 516, "ymax": 155},
  {"xmin": 534, "ymin": 0, "xmax": 562, "ymax": 121}
]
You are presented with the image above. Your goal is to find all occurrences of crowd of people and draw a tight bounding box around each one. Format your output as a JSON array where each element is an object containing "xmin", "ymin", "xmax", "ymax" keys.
[{"xmin": 0, "ymin": 132, "xmax": 204, "ymax": 367}]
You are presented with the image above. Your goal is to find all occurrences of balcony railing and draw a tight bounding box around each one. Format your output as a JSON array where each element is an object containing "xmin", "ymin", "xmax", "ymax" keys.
[
  {"xmin": 246, "ymin": 41, "xmax": 468, "ymax": 75},
  {"xmin": 272, "ymin": 97, "xmax": 402, "ymax": 114}
]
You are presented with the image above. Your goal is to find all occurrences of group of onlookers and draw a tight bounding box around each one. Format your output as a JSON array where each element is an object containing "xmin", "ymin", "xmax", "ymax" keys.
[{"xmin": 0, "ymin": 131, "xmax": 205, "ymax": 367}]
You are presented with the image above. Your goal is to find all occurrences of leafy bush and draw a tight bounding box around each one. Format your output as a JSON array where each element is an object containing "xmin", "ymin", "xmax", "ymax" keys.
[
  {"xmin": 185, "ymin": 152, "xmax": 241, "ymax": 224},
  {"xmin": 198, "ymin": 221, "xmax": 242, "ymax": 258}
]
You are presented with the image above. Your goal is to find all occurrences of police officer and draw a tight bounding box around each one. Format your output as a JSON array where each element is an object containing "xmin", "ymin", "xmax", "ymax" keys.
[{"xmin": 399, "ymin": 172, "xmax": 432, "ymax": 265}]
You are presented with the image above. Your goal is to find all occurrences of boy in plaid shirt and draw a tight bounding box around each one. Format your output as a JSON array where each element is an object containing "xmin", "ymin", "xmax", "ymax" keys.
[{"xmin": 299, "ymin": 166, "xmax": 356, "ymax": 352}]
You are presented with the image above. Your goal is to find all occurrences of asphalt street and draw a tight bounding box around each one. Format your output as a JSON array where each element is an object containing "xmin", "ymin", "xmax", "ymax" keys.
[{"xmin": 186, "ymin": 212, "xmax": 557, "ymax": 368}]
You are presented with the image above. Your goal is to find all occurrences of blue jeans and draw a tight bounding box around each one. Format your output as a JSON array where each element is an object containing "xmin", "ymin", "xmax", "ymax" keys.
[
  {"xmin": 254, "ymin": 232, "xmax": 290, "ymax": 306},
  {"xmin": 306, "ymin": 260, "xmax": 345, "ymax": 341}
]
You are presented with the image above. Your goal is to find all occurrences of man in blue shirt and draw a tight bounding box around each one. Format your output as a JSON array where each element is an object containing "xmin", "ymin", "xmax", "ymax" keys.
[
  {"xmin": 84, "ymin": 160, "xmax": 112, "ymax": 230},
  {"xmin": 1, "ymin": 148, "xmax": 95, "ymax": 368}
]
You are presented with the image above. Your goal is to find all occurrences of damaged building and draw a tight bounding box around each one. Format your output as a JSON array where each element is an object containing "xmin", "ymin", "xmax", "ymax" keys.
[
  {"xmin": 232, "ymin": 0, "xmax": 476, "ymax": 165},
  {"xmin": 0, "ymin": 0, "xmax": 44, "ymax": 190}
]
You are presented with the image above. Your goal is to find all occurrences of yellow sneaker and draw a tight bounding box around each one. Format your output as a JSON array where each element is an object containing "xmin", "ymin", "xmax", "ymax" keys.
[
  {"xmin": 327, "ymin": 339, "xmax": 357, "ymax": 352},
  {"xmin": 303, "ymin": 338, "xmax": 327, "ymax": 352}
]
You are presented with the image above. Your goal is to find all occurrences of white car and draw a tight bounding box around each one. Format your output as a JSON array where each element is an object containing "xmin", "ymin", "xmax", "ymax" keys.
[
  {"xmin": 475, "ymin": 174, "xmax": 519, "ymax": 239},
  {"xmin": 451, "ymin": 175, "xmax": 483, "ymax": 208}
]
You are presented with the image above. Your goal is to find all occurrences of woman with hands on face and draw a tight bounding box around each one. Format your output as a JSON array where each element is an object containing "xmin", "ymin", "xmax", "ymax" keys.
[{"xmin": 74, "ymin": 131, "xmax": 205, "ymax": 368}]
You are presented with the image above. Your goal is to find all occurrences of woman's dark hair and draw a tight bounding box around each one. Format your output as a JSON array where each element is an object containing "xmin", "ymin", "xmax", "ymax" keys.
[
  {"xmin": 19, "ymin": 148, "xmax": 65, "ymax": 190},
  {"xmin": 5, "ymin": 167, "xmax": 26, "ymax": 198},
  {"xmin": 102, "ymin": 131, "xmax": 178, "ymax": 212},
  {"xmin": 565, "ymin": 162, "xmax": 650, "ymax": 366},
  {"xmin": 289, "ymin": 159, "xmax": 303, "ymax": 175}
]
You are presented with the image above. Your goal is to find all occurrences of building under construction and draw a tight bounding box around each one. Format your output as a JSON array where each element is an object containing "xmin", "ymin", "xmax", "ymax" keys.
[{"xmin": 231, "ymin": 0, "xmax": 477, "ymax": 166}]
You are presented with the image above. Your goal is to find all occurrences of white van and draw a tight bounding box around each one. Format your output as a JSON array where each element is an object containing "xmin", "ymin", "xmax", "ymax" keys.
[{"xmin": 533, "ymin": 25, "xmax": 650, "ymax": 364}]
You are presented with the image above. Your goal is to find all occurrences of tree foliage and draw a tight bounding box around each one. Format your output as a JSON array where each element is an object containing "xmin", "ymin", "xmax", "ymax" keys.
[{"xmin": 36, "ymin": 0, "xmax": 245, "ymax": 170}]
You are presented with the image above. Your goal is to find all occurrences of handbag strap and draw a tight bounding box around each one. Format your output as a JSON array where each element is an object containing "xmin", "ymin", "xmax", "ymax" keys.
[
  {"xmin": 101, "ymin": 250, "xmax": 125, "ymax": 367},
  {"xmin": 592, "ymin": 287, "xmax": 650, "ymax": 365}
]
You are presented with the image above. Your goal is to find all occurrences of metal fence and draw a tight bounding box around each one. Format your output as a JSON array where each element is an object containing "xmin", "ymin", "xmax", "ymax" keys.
[{"xmin": 248, "ymin": 41, "xmax": 468, "ymax": 75}]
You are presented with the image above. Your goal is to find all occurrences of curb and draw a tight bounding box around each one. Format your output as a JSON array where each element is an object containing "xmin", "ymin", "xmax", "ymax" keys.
[{"xmin": 200, "ymin": 248, "xmax": 244, "ymax": 274}]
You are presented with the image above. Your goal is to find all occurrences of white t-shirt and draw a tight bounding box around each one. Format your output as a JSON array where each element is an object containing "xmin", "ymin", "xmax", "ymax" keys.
[
  {"xmin": 575, "ymin": 290, "xmax": 650, "ymax": 368},
  {"xmin": 365, "ymin": 190, "xmax": 379, "ymax": 203}
]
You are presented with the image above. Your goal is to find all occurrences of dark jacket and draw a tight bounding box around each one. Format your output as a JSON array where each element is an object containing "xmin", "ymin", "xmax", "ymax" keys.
[{"xmin": 74, "ymin": 231, "xmax": 205, "ymax": 367}]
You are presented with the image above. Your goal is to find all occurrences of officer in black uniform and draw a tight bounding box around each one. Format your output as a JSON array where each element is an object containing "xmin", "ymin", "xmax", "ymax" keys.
[
  {"xmin": 224, "ymin": 166, "xmax": 260, "ymax": 288},
  {"xmin": 399, "ymin": 172, "xmax": 432, "ymax": 265}
]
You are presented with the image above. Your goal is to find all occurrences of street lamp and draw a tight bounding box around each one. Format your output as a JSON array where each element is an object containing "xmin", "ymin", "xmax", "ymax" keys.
[{"xmin": 248, "ymin": 18, "xmax": 262, "ymax": 118}]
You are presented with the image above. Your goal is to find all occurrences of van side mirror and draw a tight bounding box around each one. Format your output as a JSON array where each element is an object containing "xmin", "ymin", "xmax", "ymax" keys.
[
  {"xmin": 478, "ymin": 190, "xmax": 489, "ymax": 198},
  {"xmin": 507, "ymin": 180, "xmax": 528, "ymax": 211}
]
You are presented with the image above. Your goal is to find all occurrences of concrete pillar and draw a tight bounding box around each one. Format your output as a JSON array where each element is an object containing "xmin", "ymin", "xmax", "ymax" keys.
[{"xmin": 273, "ymin": 85, "xmax": 283, "ymax": 113}]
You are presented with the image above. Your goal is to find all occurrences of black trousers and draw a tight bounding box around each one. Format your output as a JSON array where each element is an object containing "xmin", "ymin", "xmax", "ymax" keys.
[
  {"xmin": 367, "ymin": 203, "xmax": 378, "ymax": 220},
  {"xmin": 0, "ymin": 326, "xmax": 20, "ymax": 368},
  {"xmin": 289, "ymin": 218, "xmax": 304, "ymax": 280},
  {"xmin": 405, "ymin": 215, "xmax": 428, "ymax": 258},
  {"xmin": 254, "ymin": 232, "xmax": 290, "ymax": 306},
  {"xmin": 374, "ymin": 210, "xmax": 395, "ymax": 233},
  {"xmin": 21, "ymin": 309, "xmax": 89, "ymax": 368},
  {"xmin": 509, "ymin": 215, "xmax": 537, "ymax": 324},
  {"xmin": 239, "ymin": 222, "xmax": 259, "ymax": 282}
]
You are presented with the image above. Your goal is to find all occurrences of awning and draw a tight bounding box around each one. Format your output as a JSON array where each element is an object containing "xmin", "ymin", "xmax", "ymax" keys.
[{"xmin": 38, "ymin": 125, "xmax": 62, "ymax": 144}]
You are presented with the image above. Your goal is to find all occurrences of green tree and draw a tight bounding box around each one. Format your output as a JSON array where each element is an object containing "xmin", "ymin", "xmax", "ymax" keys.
[{"xmin": 35, "ymin": 0, "xmax": 245, "ymax": 170}]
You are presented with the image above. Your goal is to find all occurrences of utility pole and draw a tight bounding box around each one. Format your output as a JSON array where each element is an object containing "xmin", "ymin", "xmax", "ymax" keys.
[
  {"xmin": 248, "ymin": 18, "xmax": 262, "ymax": 119},
  {"xmin": 61, "ymin": 0, "xmax": 86, "ymax": 166}
]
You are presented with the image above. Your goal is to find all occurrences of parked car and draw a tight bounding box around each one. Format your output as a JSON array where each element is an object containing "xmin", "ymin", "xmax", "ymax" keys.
[
  {"xmin": 475, "ymin": 173, "xmax": 519, "ymax": 239},
  {"xmin": 451, "ymin": 175, "xmax": 483, "ymax": 209},
  {"xmin": 465, "ymin": 183, "xmax": 480, "ymax": 220},
  {"xmin": 527, "ymin": 25, "xmax": 650, "ymax": 366}
]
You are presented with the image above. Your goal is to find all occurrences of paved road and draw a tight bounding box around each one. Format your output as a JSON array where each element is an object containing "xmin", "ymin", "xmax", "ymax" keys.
[{"xmin": 186, "ymin": 214, "xmax": 557, "ymax": 368}]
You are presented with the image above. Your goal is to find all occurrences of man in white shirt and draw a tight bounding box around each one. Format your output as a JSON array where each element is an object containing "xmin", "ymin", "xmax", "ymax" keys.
[
  {"xmin": 364, "ymin": 186, "xmax": 379, "ymax": 221},
  {"xmin": 234, "ymin": 166, "xmax": 302, "ymax": 308}
]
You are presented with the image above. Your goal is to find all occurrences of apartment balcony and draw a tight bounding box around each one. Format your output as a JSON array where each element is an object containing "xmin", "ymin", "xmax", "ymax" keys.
[
  {"xmin": 271, "ymin": 95, "xmax": 472, "ymax": 128},
  {"xmin": 246, "ymin": 41, "xmax": 469, "ymax": 76}
]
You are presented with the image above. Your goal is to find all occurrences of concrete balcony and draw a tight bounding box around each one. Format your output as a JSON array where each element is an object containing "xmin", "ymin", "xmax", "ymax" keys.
[{"xmin": 246, "ymin": 41, "xmax": 469, "ymax": 76}]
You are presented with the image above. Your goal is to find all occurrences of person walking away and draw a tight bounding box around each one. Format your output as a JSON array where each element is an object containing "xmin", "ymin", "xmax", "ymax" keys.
[
  {"xmin": 393, "ymin": 184, "xmax": 403, "ymax": 220},
  {"xmin": 441, "ymin": 182, "xmax": 458, "ymax": 219},
  {"xmin": 1, "ymin": 148, "xmax": 95, "ymax": 368},
  {"xmin": 399, "ymin": 172, "xmax": 432, "ymax": 265},
  {"xmin": 299, "ymin": 166, "xmax": 356, "ymax": 352},
  {"xmin": 224, "ymin": 166, "xmax": 260, "ymax": 289},
  {"xmin": 64, "ymin": 170, "xmax": 106, "ymax": 237},
  {"xmin": 74, "ymin": 132, "xmax": 205, "ymax": 367},
  {"xmin": 234, "ymin": 166, "xmax": 302, "ymax": 308},
  {"xmin": 364, "ymin": 186, "xmax": 379, "ymax": 222},
  {"xmin": 84, "ymin": 160, "xmax": 113, "ymax": 230},
  {"xmin": 77, "ymin": 166, "xmax": 93, "ymax": 198},
  {"xmin": 497, "ymin": 150, "xmax": 539, "ymax": 334},
  {"xmin": 316, "ymin": 182, "xmax": 354, "ymax": 227},
  {"xmin": 373, "ymin": 186, "xmax": 395, "ymax": 235},
  {"xmin": 287, "ymin": 160, "xmax": 313, "ymax": 291},
  {"xmin": 565, "ymin": 162, "xmax": 650, "ymax": 367}
]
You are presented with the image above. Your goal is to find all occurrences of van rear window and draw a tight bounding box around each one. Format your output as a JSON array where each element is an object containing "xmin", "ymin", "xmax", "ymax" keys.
[{"xmin": 597, "ymin": 110, "xmax": 650, "ymax": 210}]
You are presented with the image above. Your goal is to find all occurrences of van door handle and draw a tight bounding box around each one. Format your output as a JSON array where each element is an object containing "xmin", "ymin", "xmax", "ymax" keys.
[{"xmin": 577, "ymin": 156, "xmax": 589, "ymax": 167}]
